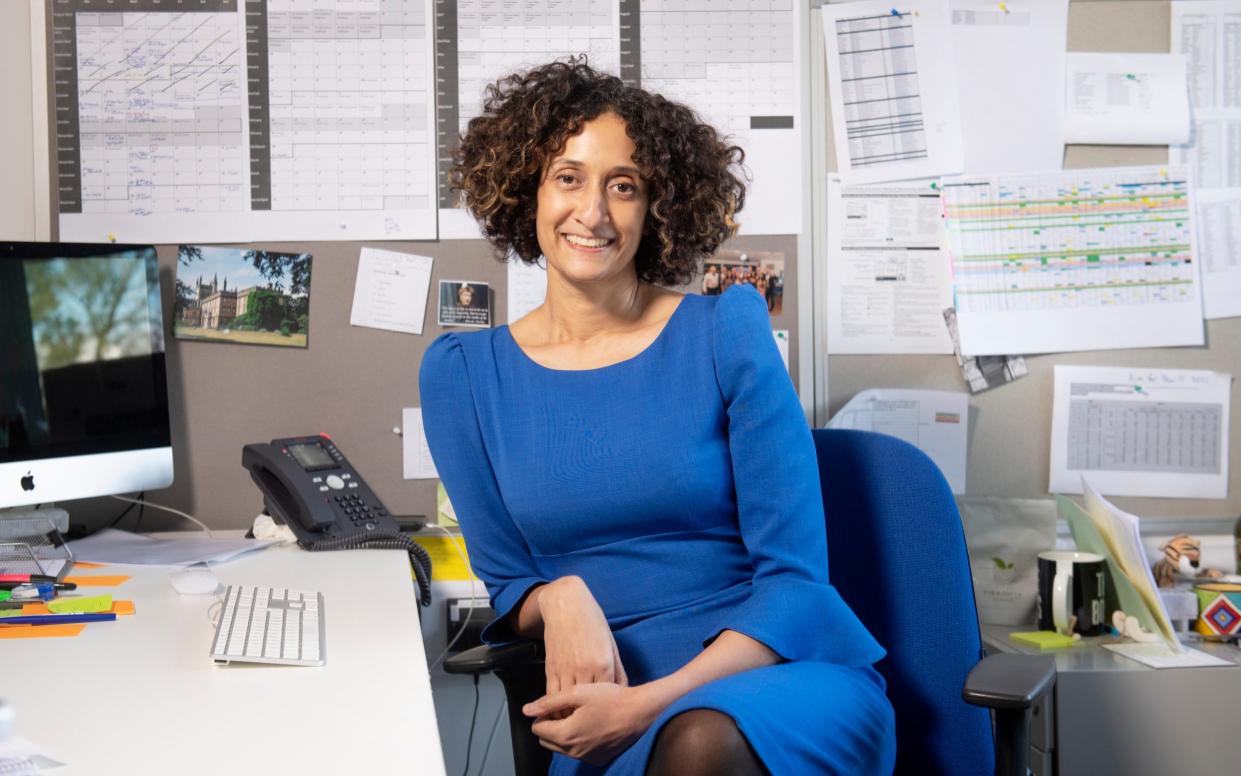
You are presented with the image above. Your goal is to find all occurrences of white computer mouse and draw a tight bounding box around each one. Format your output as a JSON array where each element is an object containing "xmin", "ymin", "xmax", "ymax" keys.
[{"xmin": 170, "ymin": 567, "xmax": 221, "ymax": 596}]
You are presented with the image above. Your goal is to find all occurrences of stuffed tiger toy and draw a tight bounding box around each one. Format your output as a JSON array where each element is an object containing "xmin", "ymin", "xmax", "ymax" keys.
[{"xmin": 1152, "ymin": 533, "xmax": 1223, "ymax": 588}]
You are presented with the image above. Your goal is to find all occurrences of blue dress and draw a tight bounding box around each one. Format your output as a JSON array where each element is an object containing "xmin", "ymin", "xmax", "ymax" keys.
[{"xmin": 420, "ymin": 285, "xmax": 896, "ymax": 775}]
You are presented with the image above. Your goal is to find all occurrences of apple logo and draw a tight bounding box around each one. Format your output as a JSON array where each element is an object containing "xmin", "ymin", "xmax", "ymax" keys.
[{"xmin": 20, "ymin": 472, "xmax": 34, "ymax": 492}]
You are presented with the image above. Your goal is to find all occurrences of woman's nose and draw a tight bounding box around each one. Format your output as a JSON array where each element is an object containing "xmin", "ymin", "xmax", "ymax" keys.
[{"xmin": 574, "ymin": 187, "xmax": 609, "ymax": 230}]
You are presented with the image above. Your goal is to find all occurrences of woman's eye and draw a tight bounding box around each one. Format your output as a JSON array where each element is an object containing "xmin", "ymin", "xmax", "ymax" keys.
[
  {"xmin": 556, "ymin": 173, "xmax": 578, "ymax": 185},
  {"xmin": 613, "ymin": 182, "xmax": 636, "ymax": 195}
]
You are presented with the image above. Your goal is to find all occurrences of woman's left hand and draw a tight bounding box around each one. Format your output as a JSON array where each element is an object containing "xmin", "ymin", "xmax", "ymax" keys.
[{"xmin": 524, "ymin": 683, "xmax": 657, "ymax": 765}]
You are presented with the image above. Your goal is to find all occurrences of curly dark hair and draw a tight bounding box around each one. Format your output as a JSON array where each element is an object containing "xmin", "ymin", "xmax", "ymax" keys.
[{"xmin": 451, "ymin": 58, "xmax": 747, "ymax": 287}]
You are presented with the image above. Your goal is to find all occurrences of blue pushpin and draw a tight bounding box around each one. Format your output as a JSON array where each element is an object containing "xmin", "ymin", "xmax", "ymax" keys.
[{"xmin": 890, "ymin": 8, "xmax": 901, "ymax": 15}]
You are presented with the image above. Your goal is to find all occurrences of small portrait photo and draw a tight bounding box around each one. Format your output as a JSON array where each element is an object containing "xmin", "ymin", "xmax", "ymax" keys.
[
  {"xmin": 438, "ymin": 280, "xmax": 491, "ymax": 328},
  {"xmin": 704, "ymin": 250, "xmax": 785, "ymax": 317},
  {"xmin": 173, "ymin": 245, "xmax": 313, "ymax": 348}
]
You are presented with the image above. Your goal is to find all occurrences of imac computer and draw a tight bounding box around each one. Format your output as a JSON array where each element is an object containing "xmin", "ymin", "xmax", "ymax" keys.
[{"xmin": 0, "ymin": 242, "xmax": 173, "ymax": 510}]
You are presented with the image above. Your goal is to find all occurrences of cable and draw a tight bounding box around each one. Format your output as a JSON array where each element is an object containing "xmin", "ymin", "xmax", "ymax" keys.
[
  {"xmin": 426, "ymin": 522, "xmax": 481, "ymax": 671},
  {"xmin": 103, "ymin": 491, "xmax": 142, "ymax": 530},
  {"xmin": 475, "ymin": 697, "xmax": 507, "ymax": 776},
  {"xmin": 109, "ymin": 494, "xmax": 212, "ymax": 536},
  {"xmin": 302, "ymin": 531, "xmax": 432, "ymax": 606},
  {"xmin": 461, "ymin": 674, "xmax": 480, "ymax": 776}
]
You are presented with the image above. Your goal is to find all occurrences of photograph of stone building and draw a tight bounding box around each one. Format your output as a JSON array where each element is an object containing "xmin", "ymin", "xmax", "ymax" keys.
[{"xmin": 173, "ymin": 246, "xmax": 312, "ymax": 348}]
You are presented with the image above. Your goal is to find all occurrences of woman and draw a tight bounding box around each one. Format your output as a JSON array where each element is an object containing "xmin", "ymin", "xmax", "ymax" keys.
[{"xmin": 420, "ymin": 60, "xmax": 894, "ymax": 775}]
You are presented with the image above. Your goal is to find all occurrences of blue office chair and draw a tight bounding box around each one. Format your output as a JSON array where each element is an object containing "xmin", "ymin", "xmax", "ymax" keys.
[{"xmin": 446, "ymin": 429, "xmax": 1055, "ymax": 776}]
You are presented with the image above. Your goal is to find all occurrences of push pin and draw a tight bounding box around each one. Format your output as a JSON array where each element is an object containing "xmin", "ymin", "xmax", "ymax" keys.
[
  {"xmin": 999, "ymin": 3, "xmax": 1009, "ymax": 13},
  {"xmin": 890, "ymin": 8, "xmax": 901, "ymax": 16},
  {"xmin": 107, "ymin": 232, "xmax": 117, "ymax": 243}
]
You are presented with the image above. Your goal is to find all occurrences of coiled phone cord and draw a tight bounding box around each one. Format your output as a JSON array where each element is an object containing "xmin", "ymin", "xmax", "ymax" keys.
[{"xmin": 302, "ymin": 531, "xmax": 433, "ymax": 606}]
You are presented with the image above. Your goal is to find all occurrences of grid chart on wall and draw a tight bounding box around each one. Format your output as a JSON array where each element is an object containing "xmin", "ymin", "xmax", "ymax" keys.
[
  {"xmin": 942, "ymin": 170, "xmax": 1198, "ymax": 313},
  {"xmin": 832, "ymin": 10, "xmax": 927, "ymax": 169},
  {"xmin": 1067, "ymin": 391, "xmax": 1223, "ymax": 475},
  {"xmin": 262, "ymin": 0, "xmax": 433, "ymax": 214},
  {"xmin": 51, "ymin": 0, "xmax": 438, "ymax": 242},
  {"xmin": 54, "ymin": 0, "xmax": 249, "ymax": 219},
  {"xmin": 637, "ymin": 0, "xmax": 795, "ymax": 136}
]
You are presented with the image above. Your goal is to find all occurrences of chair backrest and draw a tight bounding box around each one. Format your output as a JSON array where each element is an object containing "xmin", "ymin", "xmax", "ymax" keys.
[{"xmin": 814, "ymin": 429, "xmax": 993, "ymax": 776}]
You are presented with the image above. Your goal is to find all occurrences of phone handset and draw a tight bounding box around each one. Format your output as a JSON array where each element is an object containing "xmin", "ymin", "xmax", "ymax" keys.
[{"xmin": 242, "ymin": 443, "xmax": 337, "ymax": 535}]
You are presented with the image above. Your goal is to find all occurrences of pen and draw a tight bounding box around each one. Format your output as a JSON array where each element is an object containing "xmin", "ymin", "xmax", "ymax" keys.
[
  {"xmin": 0, "ymin": 612, "xmax": 117, "ymax": 626},
  {"xmin": 0, "ymin": 574, "xmax": 59, "ymax": 583},
  {"xmin": 0, "ymin": 581, "xmax": 76, "ymax": 591}
]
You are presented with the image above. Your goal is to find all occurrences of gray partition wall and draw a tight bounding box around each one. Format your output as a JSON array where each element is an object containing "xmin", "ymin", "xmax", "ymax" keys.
[{"xmin": 821, "ymin": 1, "xmax": 1241, "ymax": 522}]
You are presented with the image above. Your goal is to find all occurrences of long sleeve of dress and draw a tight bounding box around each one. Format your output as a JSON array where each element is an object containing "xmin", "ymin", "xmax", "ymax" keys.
[
  {"xmin": 420, "ymin": 333, "xmax": 549, "ymax": 644},
  {"xmin": 705, "ymin": 286, "xmax": 885, "ymax": 667}
]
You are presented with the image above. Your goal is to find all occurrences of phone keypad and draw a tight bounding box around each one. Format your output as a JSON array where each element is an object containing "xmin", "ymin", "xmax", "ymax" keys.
[{"xmin": 333, "ymin": 491, "xmax": 390, "ymax": 528}]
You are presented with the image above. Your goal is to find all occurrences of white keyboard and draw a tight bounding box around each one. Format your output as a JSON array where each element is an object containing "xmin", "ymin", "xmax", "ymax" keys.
[{"xmin": 211, "ymin": 585, "xmax": 325, "ymax": 666}]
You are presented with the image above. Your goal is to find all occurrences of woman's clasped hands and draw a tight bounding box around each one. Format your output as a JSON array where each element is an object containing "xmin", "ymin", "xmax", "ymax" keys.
[{"xmin": 525, "ymin": 576, "xmax": 657, "ymax": 765}]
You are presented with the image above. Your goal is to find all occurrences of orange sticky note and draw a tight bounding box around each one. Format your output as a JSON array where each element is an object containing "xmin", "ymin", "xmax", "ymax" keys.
[
  {"xmin": 72, "ymin": 561, "xmax": 108, "ymax": 569},
  {"xmin": 0, "ymin": 623, "xmax": 87, "ymax": 639},
  {"xmin": 63, "ymin": 575, "xmax": 130, "ymax": 587}
]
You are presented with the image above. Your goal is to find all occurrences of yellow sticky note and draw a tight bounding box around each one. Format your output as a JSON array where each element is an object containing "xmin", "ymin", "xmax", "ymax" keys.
[
  {"xmin": 48, "ymin": 595, "xmax": 113, "ymax": 614},
  {"xmin": 1010, "ymin": 630, "xmax": 1077, "ymax": 650},
  {"xmin": 413, "ymin": 534, "xmax": 473, "ymax": 581}
]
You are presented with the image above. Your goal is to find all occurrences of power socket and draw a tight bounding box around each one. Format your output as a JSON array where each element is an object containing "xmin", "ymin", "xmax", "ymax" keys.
[{"xmin": 445, "ymin": 597, "xmax": 493, "ymax": 653}]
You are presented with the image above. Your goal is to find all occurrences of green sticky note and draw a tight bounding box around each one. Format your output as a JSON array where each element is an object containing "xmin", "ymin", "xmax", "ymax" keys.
[
  {"xmin": 0, "ymin": 590, "xmax": 10, "ymax": 602},
  {"xmin": 48, "ymin": 594, "xmax": 112, "ymax": 614},
  {"xmin": 0, "ymin": 609, "xmax": 27, "ymax": 618},
  {"xmin": 1010, "ymin": 631, "xmax": 1077, "ymax": 650}
]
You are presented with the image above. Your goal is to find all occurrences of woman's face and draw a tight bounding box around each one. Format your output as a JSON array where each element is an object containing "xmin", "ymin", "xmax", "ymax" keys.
[
  {"xmin": 535, "ymin": 111, "xmax": 648, "ymax": 286},
  {"xmin": 457, "ymin": 284, "xmax": 474, "ymax": 306}
]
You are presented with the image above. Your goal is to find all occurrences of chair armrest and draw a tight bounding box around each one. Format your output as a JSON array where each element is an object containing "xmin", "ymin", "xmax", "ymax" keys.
[
  {"xmin": 962, "ymin": 653, "xmax": 1056, "ymax": 710},
  {"xmin": 443, "ymin": 640, "xmax": 546, "ymax": 675}
]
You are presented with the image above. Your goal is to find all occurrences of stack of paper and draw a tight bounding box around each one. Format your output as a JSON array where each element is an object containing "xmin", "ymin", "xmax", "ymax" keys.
[{"xmin": 1058, "ymin": 482, "xmax": 1181, "ymax": 652}]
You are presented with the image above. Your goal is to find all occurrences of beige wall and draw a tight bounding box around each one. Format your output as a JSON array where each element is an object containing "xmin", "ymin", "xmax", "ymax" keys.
[{"xmin": 0, "ymin": 1, "xmax": 35, "ymax": 241}]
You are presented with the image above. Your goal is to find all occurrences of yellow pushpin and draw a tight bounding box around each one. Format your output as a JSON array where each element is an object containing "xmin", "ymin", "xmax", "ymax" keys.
[
  {"xmin": 999, "ymin": 3, "xmax": 1009, "ymax": 13},
  {"xmin": 107, "ymin": 232, "xmax": 117, "ymax": 243}
]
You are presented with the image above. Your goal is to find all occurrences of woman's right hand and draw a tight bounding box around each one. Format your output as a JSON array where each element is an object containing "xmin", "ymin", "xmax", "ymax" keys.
[{"xmin": 538, "ymin": 576, "xmax": 627, "ymax": 695}]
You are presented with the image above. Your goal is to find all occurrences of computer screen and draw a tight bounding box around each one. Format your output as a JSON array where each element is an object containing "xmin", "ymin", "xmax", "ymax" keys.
[{"xmin": 0, "ymin": 242, "xmax": 173, "ymax": 509}]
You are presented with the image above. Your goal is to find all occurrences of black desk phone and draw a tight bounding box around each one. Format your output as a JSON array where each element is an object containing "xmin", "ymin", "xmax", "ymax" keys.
[{"xmin": 242, "ymin": 434, "xmax": 431, "ymax": 605}]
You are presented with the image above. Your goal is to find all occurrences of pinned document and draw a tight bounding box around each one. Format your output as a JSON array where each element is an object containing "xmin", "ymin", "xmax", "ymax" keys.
[
  {"xmin": 820, "ymin": 1, "xmax": 963, "ymax": 184},
  {"xmin": 402, "ymin": 408, "xmax": 438, "ymax": 480},
  {"xmin": 826, "ymin": 177, "xmax": 953, "ymax": 354},
  {"xmin": 1064, "ymin": 53, "xmax": 1191, "ymax": 145},
  {"xmin": 949, "ymin": 0, "xmax": 1070, "ymax": 174},
  {"xmin": 827, "ymin": 389, "xmax": 968, "ymax": 493},
  {"xmin": 350, "ymin": 248, "xmax": 434, "ymax": 335},
  {"xmin": 1049, "ymin": 366, "xmax": 1231, "ymax": 499},
  {"xmin": 941, "ymin": 166, "xmax": 1205, "ymax": 356}
]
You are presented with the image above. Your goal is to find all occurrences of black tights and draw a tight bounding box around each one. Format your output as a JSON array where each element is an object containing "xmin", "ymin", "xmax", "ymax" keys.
[{"xmin": 645, "ymin": 709, "xmax": 767, "ymax": 776}]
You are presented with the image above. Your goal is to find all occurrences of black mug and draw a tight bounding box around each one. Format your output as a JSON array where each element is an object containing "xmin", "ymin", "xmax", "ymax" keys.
[{"xmin": 1036, "ymin": 551, "xmax": 1107, "ymax": 636}]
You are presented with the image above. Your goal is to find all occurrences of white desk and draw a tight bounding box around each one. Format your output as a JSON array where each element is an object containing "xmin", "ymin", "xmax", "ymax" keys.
[{"xmin": 1, "ymin": 542, "xmax": 445, "ymax": 775}]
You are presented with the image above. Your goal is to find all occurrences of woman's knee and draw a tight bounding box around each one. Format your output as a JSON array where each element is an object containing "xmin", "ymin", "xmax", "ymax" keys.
[{"xmin": 647, "ymin": 709, "xmax": 765, "ymax": 776}]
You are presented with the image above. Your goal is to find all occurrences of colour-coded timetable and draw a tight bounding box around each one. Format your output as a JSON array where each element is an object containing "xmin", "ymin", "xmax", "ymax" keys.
[{"xmin": 940, "ymin": 166, "xmax": 1204, "ymax": 356}]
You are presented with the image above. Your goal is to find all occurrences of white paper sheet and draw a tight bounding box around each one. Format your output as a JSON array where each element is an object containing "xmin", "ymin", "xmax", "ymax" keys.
[
  {"xmin": 1050, "ymin": 366, "xmax": 1231, "ymax": 499},
  {"xmin": 820, "ymin": 1, "xmax": 963, "ymax": 185},
  {"xmin": 1103, "ymin": 642, "xmax": 1231, "ymax": 669},
  {"xmin": 507, "ymin": 258, "xmax": 548, "ymax": 324},
  {"xmin": 1172, "ymin": 2, "xmax": 1241, "ymax": 319},
  {"xmin": 1082, "ymin": 482, "xmax": 1183, "ymax": 652},
  {"xmin": 402, "ymin": 408, "xmax": 438, "ymax": 480},
  {"xmin": 950, "ymin": 0, "xmax": 1069, "ymax": 174},
  {"xmin": 66, "ymin": 528, "xmax": 278, "ymax": 566},
  {"xmin": 827, "ymin": 389, "xmax": 968, "ymax": 493},
  {"xmin": 773, "ymin": 330, "xmax": 790, "ymax": 372},
  {"xmin": 1196, "ymin": 191, "xmax": 1241, "ymax": 319},
  {"xmin": 941, "ymin": 165, "xmax": 1205, "ymax": 356},
  {"xmin": 349, "ymin": 248, "xmax": 433, "ymax": 335},
  {"xmin": 1064, "ymin": 53, "xmax": 1191, "ymax": 145},
  {"xmin": 826, "ymin": 176, "xmax": 953, "ymax": 354}
]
